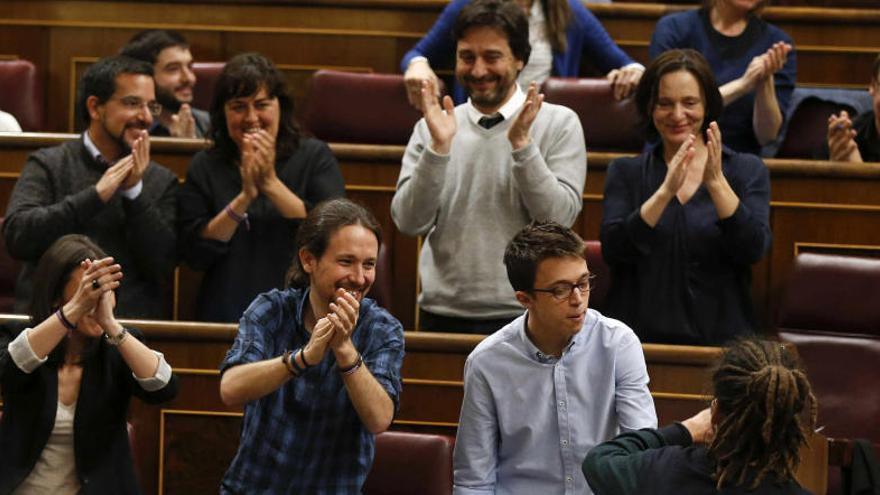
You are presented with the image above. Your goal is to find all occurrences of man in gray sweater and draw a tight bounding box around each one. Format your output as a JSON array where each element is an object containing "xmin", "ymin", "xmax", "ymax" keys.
[
  {"xmin": 3, "ymin": 56, "xmax": 178, "ymax": 319},
  {"xmin": 392, "ymin": 0, "xmax": 586, "ymax": 333}
]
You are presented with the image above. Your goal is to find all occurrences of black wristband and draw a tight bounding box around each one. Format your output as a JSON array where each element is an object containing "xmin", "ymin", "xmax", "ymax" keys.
[
  {"xmin": 338, "ymin": 353, "xmax": 364, "ymax": 376},
  {"xmin": 55, "ymin": 308, "xmax": 77, "ymax": 331},
  {"xmin": 299, "ymin": 347, "xmax": 313, "ymax": 369},
  {"xmin": 282, "ymin": 350, "xmax": 298, "ymax": 377},
  {"xmin": 290, "ymin": 348, "xmax": 306, "ymax": 375}
]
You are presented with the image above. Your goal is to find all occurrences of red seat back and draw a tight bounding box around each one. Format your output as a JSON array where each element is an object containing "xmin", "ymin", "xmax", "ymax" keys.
[
  {"xmin": 776, "ymin": 97, "xmax": 857, "ymax": 159},
  {"xmin": 191, "ymin": 62, "xmax": 225, "ymax": 113},
  {"xmin": 0, "ymin": 60, "xmax": 45, "ymax": 131},
  {"xmin": 585, "ymin": 240, "xmax": 610, "ymax": 313},
  {"xmin": 362, "ymin": 431, "xmax": 455, "ymax": 495},
  {"xmin": 301, "ymin": 70, "xmax": 427, "ymax": 145},
  {"xmin": 541, "ymin": 77, "xmax": 643, "ymax": 152}
]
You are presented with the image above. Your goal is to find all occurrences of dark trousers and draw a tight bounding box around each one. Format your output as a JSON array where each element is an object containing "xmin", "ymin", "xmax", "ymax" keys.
[{"xmin": 419, "ymin": 309, "xmax": 516, "ymax": 334}]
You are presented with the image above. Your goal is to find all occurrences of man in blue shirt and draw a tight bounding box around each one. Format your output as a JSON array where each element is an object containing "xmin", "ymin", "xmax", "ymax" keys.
[
  {"xmin": 218, "ymin": 198, "xmax": 405, "ymax": 494},
  {"xmin": 453, "ymin": 221, "xmax": 657, "ymax": 494}
]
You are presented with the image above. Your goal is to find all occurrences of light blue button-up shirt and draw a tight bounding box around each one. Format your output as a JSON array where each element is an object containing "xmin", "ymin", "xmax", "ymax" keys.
[{"xmin": 453, "ymin": 308, "xmax": 657, "ymax": 495}]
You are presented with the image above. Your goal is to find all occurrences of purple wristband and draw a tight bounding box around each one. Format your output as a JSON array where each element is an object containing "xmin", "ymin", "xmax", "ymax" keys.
[
  {"xmin": 55, "ymin": 308, "xmax": 76, "ymax": 331},
  {"xmin": 225, "ymin": 204, "xmax": 250, "ymax": 231}
]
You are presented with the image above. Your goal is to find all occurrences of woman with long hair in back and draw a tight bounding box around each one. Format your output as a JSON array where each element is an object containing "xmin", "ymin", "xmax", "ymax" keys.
[
  {"xmin": 584, "ymin": 337, "xmax": 817, "ymax": 494},
  {"xmin": 0, "ymin": 234, "xmax": 178, "ymax": 494},
  {"xmin": 178, "ymin": 52, "xmax": 345, "ymax": 322}
]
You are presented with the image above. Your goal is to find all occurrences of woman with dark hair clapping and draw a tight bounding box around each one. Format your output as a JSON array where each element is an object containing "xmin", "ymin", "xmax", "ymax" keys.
[
  {"xmin": 584, "ymin": 338, "xmax": 817, "ymax": 495},
  {"xmin": 0, "ymin": 234, "xmax": 178, "ymax": 494},
  {"xmin": 600, "ymin": 49, "xmax": 771, "ymax": 346},
  {"xmin": 178, "ymin": 52, "xmax": 345, "ymax": 322}
]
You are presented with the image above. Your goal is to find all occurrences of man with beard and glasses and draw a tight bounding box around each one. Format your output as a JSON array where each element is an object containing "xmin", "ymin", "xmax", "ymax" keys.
[
  {"xmin": 3, "ymin": 56, "xmax": 178, "ymax": 319},
  {"xmin": 120, "ymin": 29, "xmax": 210, "ymax": 139},
  {"xmin": 454, "ymin": 221, "xmax": 656, "ymax": 494},
  {"xmin": 392, "ymin": 0, "xmax": 586, "ymax": 333},
  {"xmin": 219, "ymin": 198, "xmax": 404, "ymax": 495}
]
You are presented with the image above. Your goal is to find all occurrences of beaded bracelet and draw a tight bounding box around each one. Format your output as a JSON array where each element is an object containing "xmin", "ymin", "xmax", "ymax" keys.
[
  {"xmin": 282, "ymin": 350, "xmax": 299, "ymax": 377},
  {"xmin": 224, "ymin": 204, "xmax": 250, "ymax": 231},
  {"xmin": 338, "ymin": 353, "xmax": 364, "ymax": 376}
]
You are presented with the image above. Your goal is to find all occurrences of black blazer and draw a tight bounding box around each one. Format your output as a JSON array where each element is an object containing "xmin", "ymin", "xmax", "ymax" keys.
[{"xmin": 0, "ymin": 324, "xmax": 178, "ymax": 494}]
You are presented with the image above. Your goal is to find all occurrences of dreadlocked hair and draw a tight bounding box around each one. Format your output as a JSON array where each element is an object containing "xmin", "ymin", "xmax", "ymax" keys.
[{"xmin": 707, "ymin": 338, "xmax": 817, "ymax": 490}]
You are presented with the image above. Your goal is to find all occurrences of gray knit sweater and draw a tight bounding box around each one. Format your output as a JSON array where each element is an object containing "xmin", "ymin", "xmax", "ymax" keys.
[
  {"xmin": 392, "ymin": 102, "xmax": 586, "ymax": 320},
  {"xmin": 3, "ymin": 137, "xmax": 178, "ymax": 319}
]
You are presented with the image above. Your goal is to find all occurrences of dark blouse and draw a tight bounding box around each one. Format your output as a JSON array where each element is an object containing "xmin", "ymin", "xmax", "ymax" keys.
[
  {"xmin": 600, "ymin": 144, "xmax": 771, "ymax": 345},
  {"xmin": 178, "ymin": 138, "xmax": 345, "ymax": 322}
]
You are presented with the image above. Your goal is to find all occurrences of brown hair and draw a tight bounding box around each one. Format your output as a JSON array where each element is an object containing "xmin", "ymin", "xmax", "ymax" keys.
[
  {"xmin": 542, "ymin": 0, "xmax": 572, "ymax": 54},
  {"xmin": 708, "ymin": 338, "xmax": 817, "ymax": 489},
  {"xmin": 703, "ymin": 0, "xmax": 768, "ymax": 17},
  {"xmin": 453, "ymin": 0, "xmax": 532, "ymax": 66},
  {"xmin": 286, "ymin": 199, "xmax": 382, "ymax": 288},
  {"xmin": 503, "ymin": 220, "xmax": 586, "ymax": 292},
  {"xmin": 635, "ymin": 48, "xmax": 723, "ymax": 141}
]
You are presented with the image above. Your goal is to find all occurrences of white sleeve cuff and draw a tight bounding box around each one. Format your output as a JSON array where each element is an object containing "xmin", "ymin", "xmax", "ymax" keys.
[
  {"xmin": 8, "ymin": 328, "xmax": 48, "ymax": 373},
  {"xmin": 622, "ymin": 62, "xmax": 645, "ymax": 71},
  {"xmin": 120, "ymin": 180, "xmax": 143, "ymax": 199},
  {"xmin": 134, "ymin": 350, "xmax": 172, "ymax": 391}
]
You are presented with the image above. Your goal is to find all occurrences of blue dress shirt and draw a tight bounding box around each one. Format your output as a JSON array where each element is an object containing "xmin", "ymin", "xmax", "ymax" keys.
[{"xmin": 453, "ymin": 308, "xmax": 657, "ymax": 495}]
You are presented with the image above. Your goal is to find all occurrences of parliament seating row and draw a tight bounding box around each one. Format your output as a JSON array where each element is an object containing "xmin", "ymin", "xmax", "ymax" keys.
[{"xmin": 2, "ymin": 57, "xmax": 874, "ymax": 161}]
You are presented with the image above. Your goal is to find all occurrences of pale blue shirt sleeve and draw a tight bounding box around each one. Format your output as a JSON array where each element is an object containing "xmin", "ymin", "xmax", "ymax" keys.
[
  {"xmin": 614, "ymin": 332, "xmax": 658, "ymax": 431},
  {"xmin": 453, "ymin": 357, "xmax": 499, "ymax": 494}
]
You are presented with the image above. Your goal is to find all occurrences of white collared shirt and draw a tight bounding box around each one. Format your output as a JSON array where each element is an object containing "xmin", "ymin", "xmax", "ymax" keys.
[
  {"xmin": 82, "ymin": 131, "xmax": 142, "ymax": 199},
  {"xmin": 465, "ymin": 83, "xmax": 528, "ymax": 128}
]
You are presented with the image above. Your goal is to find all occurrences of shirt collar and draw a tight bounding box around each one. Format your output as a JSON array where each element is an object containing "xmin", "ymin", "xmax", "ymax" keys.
[
  {"xmin": 82, "ymin": 130, "xmax": 117, "ymax": 167},
  {"xmin": 292, "ymin": 287, "xmax": 312, "ymax": 338},
  {"xmin": 466, "ymin": 83, "xmax": 527, "ymax": 127},
  {"xmin": 517, "ymin": 310, "xmax": 584, "ymax": 364}
]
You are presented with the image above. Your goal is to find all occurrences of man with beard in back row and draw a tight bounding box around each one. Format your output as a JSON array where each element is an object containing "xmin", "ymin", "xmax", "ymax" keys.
[
  {"xmin": 121, "ymin": 29, "xmax": 211, "ymax": 139},
  {"xmin": 3, "ymin": 56, "xmax": 178, "ymax": 319}
]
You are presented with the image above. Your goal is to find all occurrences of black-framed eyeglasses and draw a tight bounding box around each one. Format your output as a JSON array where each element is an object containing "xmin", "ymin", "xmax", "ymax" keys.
[
  {"xmin": 531, "ymin": 275, "xmax": 596, "ymax": 301},
  {"xmin": 109, "ymin": 95, "xmax": 162, "ymax": 117}
]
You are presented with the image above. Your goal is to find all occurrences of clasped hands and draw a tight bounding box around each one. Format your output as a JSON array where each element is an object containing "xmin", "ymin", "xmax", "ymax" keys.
[
  {"xmin": 420, "ymin": 78, "xmax": 544, "ymax": 154},
  {"xmin": 301, "ymin": 289, "xmax": 362, "ymax": 369},
  {"xmin": 239, "ymin": 129, "xmax": 281, "ymax": 201},
  {"xmin": 826, "ymin": 110, "xmax": 862, "ymax": 162},
  {"xmin": 95, "ymin": 130, "xmax": 151, "ymax": 203},
  {"xmin": 167, "ymin": 104, "xmax": 198, "ymax": 139},
  {"xmin": 659, "ymin": 122, "xmax": 727, "ymax": 199},
  {"xmin": 62, "ymin": 257, "xmax": 124, "ymax": 334}
]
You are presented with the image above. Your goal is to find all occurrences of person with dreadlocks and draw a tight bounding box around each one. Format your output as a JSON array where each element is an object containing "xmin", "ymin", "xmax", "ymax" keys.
[{"xmin": 582, "ymin": 337, "xmax": 817, "ymax": 495}]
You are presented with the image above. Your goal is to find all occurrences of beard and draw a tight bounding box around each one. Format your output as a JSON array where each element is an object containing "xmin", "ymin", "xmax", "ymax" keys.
[
  {"xmin": 155, "ymin": 84, "xmax": 183, "ymax": 113},
  {"xmin": 461, "ymin": 74, "xmax": 515, "ymax": 110}
]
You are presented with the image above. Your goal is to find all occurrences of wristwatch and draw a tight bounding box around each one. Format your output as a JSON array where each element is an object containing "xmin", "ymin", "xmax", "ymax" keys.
[{"xmin": 104, "ymin": 328, "xmax": 129, "ymax": 346}]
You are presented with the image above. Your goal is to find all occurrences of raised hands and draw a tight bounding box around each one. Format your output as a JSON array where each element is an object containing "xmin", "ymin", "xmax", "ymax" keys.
[
  {"xmin": 404, "ymin": 58, "xmax": 441, "ymax": 111},
  {"xmin": 240, "ymin": 129, "xmax": 278, "ymax": 198},
  {"xmin": 508, "ymin": 82, "xmax": 544, "ymax": 150},
  {"xmin": 168, "ymin": 103, "xmax": 197, "ymax": 139},
  {"xmin": 659, "ymin": 134, "xmax": 696, "ymax": 198},
  {"xmin": 328, "ymin": 289, "xmax": 361, "ymax": 349},
  {"xmin": 120, "ymin": 130, "xmax": 151, "ymax": 190},
  {"xmin": 606, "ymin": 65, "xmax": 644, "ymax": 101},
  {"xmin": 744, "ymin": 41, "xmax": 792, "ymax": 89},
  {"xmin": 827, "ymin": 110, "xmax": 862, "ymax": 163},
  {"xmin": 63, "ymin": 257, "xmax": 123, "ymax": 323},
  {"xmin": 421, "ymin": 78, "xmax": 457, "ymax": 155},
  {"xmin": 302, "ymin": 317, "xmax": 337, "ymax": 366},
  {"xmin": 96, "ymin": 158, "xmax": 135, "ymax": 203},
  {"xmin": 703, "ymin": 122, "xmax": 724, "ymax": 186}
]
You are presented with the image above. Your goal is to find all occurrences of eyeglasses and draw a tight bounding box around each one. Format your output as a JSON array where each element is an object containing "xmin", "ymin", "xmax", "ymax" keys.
[
  {"xmin": 531, "ymin": 275, "xmax": 595, "ymax": 301},
  {"xmin": 109, "ymin": 96, "xmax": 162, "ymax": 117}
]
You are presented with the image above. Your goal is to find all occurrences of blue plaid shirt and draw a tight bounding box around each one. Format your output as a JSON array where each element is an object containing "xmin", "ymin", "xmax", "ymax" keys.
[{"xmin": 219, "ymin": 288, "xmax": 405, "ymax": 495}]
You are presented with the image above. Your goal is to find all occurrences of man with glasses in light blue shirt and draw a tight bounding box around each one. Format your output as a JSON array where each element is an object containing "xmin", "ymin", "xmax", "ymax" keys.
[{"xmin": 453, "ymin": 221, "xmax": 657, "ymax": 494}]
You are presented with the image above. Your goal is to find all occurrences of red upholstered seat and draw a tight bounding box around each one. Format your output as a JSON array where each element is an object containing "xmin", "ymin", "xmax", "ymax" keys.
[
  {"xmin": 362, "ymin": 431, "xmax": 454, "ymax": 495},
  {"xmin": 540, "ymin": 77, "xmax": 643, "ymax": 152},
  {"xmin": 776, "ymin": 253, "xmax": 880, "ymax": 443},
  {"xmin": 191, "ymin": 62, "xmax": 225, "ymax": 113},
  {"xmin": 0, "ymin": 60, "xmax": 45, "ymax": 131},
  {"xmin": 584, "ymin": 240, "xmax": 609, "ymax": 313},
  {"xmin": 300, "ymin": 70, "xmax": 426, "ymax": 145}
]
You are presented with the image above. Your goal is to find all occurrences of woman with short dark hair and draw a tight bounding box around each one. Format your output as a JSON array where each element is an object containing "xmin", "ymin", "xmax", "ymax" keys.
[
  {"xmin": 600, "ymin": 49, "xmax": 771, "ymax": 345},
  {"xmin": 0, "ymin": 234, "xmax": 178, "ymax": 494},
  {"xmin": 178, "ymin": 52, "xmax": 345, "ymax": 322},
  {"xmin": 583, "ymin": 338, "xmax": 816, "ymax": 494}
]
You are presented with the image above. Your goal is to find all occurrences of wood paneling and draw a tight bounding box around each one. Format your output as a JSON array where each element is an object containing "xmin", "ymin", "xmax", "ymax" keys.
[{"xmin": 0, "ymin": 1, "xmax": 877, "ymax": 131}]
